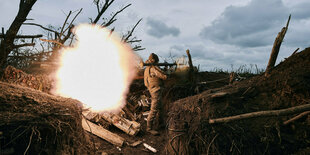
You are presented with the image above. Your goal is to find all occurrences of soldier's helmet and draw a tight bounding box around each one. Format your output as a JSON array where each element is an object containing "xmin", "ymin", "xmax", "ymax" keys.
[{"xmin": 148, "ymin": 53, "xmax": 159, "ymax": 63}]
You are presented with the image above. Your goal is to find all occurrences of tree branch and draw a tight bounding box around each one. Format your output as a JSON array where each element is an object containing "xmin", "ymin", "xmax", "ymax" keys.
[
  {"xmin": 208, "ymin": 103, "xmax": 310, "ymax": 124},
  {"xmin": 0, "ymin": 34, "xmax": 42, "ymax": 39},
  {"xmin": 283, "ymin": 111, "xmax": 310, "ymax": 125},
  {"xmin": 13, "ymin": 43, "xmax": 35, "ymax": 49},
  {"xmin": 0, "ymin": 0, "xmax": 37, "ymax": 67},
  {"xmin": 59, "ymin": 11, "xmax": 72, "ymax": 38},
  {"xmin": 103, "ymin": 4, "xmax": 131, "ymax": 27},
  {"xmin": 94, "ymin": 0, "xmax": 100, "ymax": 13},
  {"xmin": 62, "ymin": 8, "xmax": 82, "ymax": 34},
  {"xmin": 132, "ymin": 45, "xmax": 145, "ymax": 51},
  {"xmin": 123, "ymin": 18, "xmax": 142, "ymax": 42},
  {"xmin": 23, "ymin": 23, "xmax": 60, "ymax": 38},
  {"xmin": 127, "ymin": 39, "xmax": 142, "ymax": 43},
  {"xmin": 93, "ymin": 0, "xmax": 115, "ymax": 24},
  {"xmin": 40, "ymin": 38, "xmax": 63, "ymax": 46}
]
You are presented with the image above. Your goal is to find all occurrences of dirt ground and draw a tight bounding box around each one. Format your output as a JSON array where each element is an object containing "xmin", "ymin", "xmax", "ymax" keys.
[
  {"xmin": 85, "ymin": 71, "xmax": 231, "ymax": 154},
  {"xmin": 0, "ymin": 66, "xmax": 230, "ymax": 154},
  {"xmin": 0, "ymin": 47, "xmax": 309, "ymax": 154},
  {"xmin": 166, "ymin": 47, "xmax": 310, "ymax": 154}
]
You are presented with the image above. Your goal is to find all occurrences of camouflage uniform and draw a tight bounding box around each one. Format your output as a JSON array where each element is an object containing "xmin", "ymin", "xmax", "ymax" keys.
[{"xmin": 144, "ymin": 53, "xmax": 167, "ymax": 135}]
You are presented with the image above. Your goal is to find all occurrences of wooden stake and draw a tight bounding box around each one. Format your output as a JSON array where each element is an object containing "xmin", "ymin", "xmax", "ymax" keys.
[{"xmin": 265, "ymin": 14, "xmax": 291, "ymax": 77}]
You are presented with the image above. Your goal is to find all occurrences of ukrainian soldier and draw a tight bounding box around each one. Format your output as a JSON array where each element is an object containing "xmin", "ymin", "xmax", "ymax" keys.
[{"xmin": 144, "ymin": 53, "xmax": 167, "ymax": 135}]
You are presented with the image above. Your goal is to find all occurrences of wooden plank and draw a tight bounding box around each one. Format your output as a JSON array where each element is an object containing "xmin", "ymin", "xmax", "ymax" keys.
[{"xmin": 82, "ymin": 118, "xmax": 124, "ymax": 146}]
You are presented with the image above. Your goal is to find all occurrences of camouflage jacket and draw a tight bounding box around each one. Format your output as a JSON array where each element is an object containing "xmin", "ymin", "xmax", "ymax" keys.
[{"xmin": 144, "ymin": 66, "xmax": 167, "ymax": 92}]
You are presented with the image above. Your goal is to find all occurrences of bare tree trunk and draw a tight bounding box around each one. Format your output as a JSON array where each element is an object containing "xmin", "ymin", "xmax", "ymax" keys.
[
  {"xmin": 265, "ymin": 14, "xmax": 291, "ymax": 77},
  {"xmin": 0, "ymin": 0, "xmax": 37, "ymax": 68},
  {"xmin": 186, "ymin": 49, "xmax": 194, "ymax": 82}
]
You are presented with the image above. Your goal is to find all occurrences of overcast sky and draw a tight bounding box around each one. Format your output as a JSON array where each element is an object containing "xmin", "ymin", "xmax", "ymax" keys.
[{"xmin": 1, "ymin": 0, "xmax": 310, "ymax": 71}]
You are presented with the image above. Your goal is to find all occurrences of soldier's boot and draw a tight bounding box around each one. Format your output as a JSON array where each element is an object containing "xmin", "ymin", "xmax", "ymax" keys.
[{"xmin": 147, "ymin": 120, "xmax": 159, "ymax": 136}]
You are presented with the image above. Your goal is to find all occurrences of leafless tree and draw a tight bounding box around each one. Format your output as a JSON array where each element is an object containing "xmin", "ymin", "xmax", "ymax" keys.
[
  {"xmin": 23, "ymin": 8, "xmax": 83, "ymax": 61},
  {"xmin": 25, "ymin": 0, "xmax": 144, "ymax": 62},
  {"xmin": 90, "ymin": 0, "xmax": 144, "ymax": 51},
  {"xmin": 0, "ymin": 0, "xmax": 38, "ymax": 68},
  {"xmin": 1, "ymin": 0, "xmax": 144, "ymax": 70}
]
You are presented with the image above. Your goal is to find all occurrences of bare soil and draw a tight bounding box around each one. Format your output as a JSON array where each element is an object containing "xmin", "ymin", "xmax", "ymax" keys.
[
  {"xmin": 0, "ymin": 47, "xmax": 309, "ymax": 154},
  {"xmin": 166, "ymin": 47, "xmax": 310, "ymax": 154}
]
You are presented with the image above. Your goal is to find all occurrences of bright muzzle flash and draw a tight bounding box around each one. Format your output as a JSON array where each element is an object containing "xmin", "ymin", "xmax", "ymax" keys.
[{"xmin": 53, "ymin": 24, "xmax": 138, "ymax": 113}]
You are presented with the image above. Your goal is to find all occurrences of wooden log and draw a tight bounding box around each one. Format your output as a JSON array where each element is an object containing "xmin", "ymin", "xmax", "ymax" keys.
[
  {"xmin": 209, "ymin": 103, "xmax": 310, "ymax": 124},
  {"xmin": 81, "ymin": 118, "xmax": 124, "ymax": 146},
  {"xmin": 101, "ymin": 112, "xmax": 141, "ymax": 136},
  {"xmin": 265, "ymin": 15, "xmax": 291, "ymax": 77}
]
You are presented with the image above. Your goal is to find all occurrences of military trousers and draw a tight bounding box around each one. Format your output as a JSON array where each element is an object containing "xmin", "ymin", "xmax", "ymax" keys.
[{"xmin": 147, "ymin": 86, "xmax": 163, "ymax": 130}]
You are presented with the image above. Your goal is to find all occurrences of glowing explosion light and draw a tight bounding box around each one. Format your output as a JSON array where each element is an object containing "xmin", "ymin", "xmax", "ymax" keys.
[{"xmin": 54, "ymin": 24, "xmax": 138, "ymax": 113}]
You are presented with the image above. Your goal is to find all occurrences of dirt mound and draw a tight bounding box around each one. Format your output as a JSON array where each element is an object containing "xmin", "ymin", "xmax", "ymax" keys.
[
  {"xmin": 0, "ymin": 82, "xmax": 92, "ymax": 154},
  {"xmin": 167, "ymin": 48, "xmax": 310, "ymax": 154},
  {"xmin": 1, "ymin": 65, "xmax": 53, "ymax": 93}
]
